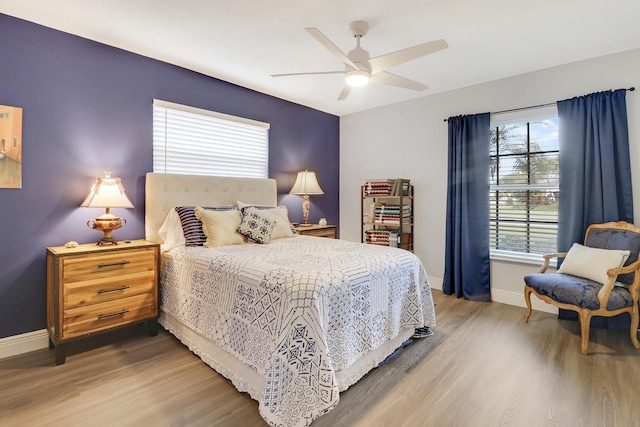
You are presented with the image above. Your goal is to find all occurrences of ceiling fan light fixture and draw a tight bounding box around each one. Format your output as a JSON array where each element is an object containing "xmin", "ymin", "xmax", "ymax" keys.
[
  {"xmin": 274, "ymin": 21, "xmax": 448, "ymax": 101},
  {"xmin": 345, "ymin": 69, "xmax": 369, "ymax": 87}
]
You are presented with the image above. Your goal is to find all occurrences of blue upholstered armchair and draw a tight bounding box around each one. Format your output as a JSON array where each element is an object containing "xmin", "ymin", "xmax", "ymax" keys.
[{"xmin": 524, "ymin": 221, "xmax": 640, "ymax": 355}]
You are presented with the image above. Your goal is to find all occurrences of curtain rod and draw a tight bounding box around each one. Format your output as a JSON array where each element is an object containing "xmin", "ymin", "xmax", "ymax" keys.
[{"xmin": 443, "ymin": 87, "xmax": 635, "ymax": 122}]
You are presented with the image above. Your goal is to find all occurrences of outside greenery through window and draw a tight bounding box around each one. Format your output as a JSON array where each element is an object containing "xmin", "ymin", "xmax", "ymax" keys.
[{"xmin": 490, "ymin": 115, "xmax": 559, "ymax": 256}]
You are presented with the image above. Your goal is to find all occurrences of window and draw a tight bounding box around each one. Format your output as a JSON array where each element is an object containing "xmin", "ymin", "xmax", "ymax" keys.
[
  {"xmin": 153, "ymin": 99, "xmax": 269, "ymax": 178},
  {"xmin": 490, "ymin": 109, "xmax": 559, "ymax": 258}
]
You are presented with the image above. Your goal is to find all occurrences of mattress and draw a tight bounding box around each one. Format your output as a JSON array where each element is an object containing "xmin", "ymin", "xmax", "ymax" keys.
[{"xmin": 159, "ymin": 236, "xmax": 436, "ymax": 426}]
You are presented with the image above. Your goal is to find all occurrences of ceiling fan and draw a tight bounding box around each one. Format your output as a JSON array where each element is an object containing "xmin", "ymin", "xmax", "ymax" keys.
[{"xmin": 271, "ymin": 21, "xmax": 448, "ymax": 101}]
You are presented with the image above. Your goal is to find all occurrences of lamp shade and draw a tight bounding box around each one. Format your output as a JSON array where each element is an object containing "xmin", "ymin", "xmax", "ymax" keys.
[
  {"xmin": 81, "ymin": 172, "xmax": 134, "ymax": 209},
  {"xmin": 289, "ymin": 170, "xmax": 324, "ymax": 195}
]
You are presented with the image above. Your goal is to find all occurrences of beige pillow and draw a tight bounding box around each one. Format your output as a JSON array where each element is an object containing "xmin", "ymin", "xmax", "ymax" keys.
[
  {"xmin": 558, "ymin": 243, "xmax": 630, "ymax": 285},
  {"xmin": 254, "ymin": 206, "xmax": 296, "ymax": 239},
  {"xmin": 194, "ymin": 207, "xmax": 245, "ymax": 247}
]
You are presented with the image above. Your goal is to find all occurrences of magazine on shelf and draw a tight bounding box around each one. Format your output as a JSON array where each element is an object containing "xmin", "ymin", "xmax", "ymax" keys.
[{"xmin": 391, "ymin": 178, "xmax": 411, "ymax": 196}]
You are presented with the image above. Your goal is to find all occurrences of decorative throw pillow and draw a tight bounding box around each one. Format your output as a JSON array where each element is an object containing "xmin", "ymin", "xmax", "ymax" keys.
[
  {"xmin": 558, "ymin": 243, "xmax": 630, "ymax": 285},
  {"xmin": 194, "ymin": 207, "xmax": 245, "ymax": 247},
  {"xmin": 175, "ymin": 205, "xmax": 236, "ymax": 246},
  {"xmin": 239, "ymin": 204, "xmax": 296, "ymax": 239},
  {"xmin": 237, "ymin": 207, "xmax": 276, "ymax": 244}
]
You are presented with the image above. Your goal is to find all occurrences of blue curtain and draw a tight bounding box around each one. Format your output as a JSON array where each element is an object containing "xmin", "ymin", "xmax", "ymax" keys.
[
  {"xmin": 557, "ymin": 89, "xmax": 633, "ymax": 329},
  {"xmin": 557, "ymin": 89, "xmax": 633, "ymax": 249},
  {"xmin": 443, "ymin": 113, "xmax": 491, "ymax": 301}
]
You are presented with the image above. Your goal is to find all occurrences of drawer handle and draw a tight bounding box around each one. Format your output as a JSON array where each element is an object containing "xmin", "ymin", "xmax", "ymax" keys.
[
  {"xmin": 98, "ymin": 260, "xmax": 130, "ymax": 268},
  {"xmin": 98, "ymin": 285, "xmax": 130, "ymax": 294},
  {"xmin": 98, "ymin": 309, "xmax": 129, "ymax": 319}
]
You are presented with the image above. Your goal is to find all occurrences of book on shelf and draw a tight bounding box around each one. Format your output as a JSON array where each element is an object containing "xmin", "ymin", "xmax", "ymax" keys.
[
  {"xmin": 373, "ymin": 205, "xmax": 410, "ymax": 213},
  {"xmin": 362, "ymin": 178, "xmax": 413, "ymax": 250},
  {"xmin": 373, "ymin": 203, "xmax": 410, "ymax": 224},
  {"xmin": 363, "ymin": 178, "xmax": 411, "ymax": 196},
  {"xmin": 364, "ymin": 179, "xmax": 397, "ymax": 196},
  {"xmin": 365, "ymin": 229, "xmax": 392, "ymax": 246}
]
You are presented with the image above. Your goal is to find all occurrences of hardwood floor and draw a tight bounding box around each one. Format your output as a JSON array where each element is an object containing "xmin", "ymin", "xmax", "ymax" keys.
[{"xmin": 2, "ymin": 290, "xmax": 639, "ymax": 427}]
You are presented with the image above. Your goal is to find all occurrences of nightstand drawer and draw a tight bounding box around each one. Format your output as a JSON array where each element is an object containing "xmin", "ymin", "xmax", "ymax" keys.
[
  {"xmin": 62, "ymin": 248, "xmax": 156, "ymax": 280},
  {"xmin": 62, "ymin": 293, "xmax": 157, "ymax": 339},
  {"xmin": 63, "ymin": 270, "xmax": 156, "ymax": 309}
]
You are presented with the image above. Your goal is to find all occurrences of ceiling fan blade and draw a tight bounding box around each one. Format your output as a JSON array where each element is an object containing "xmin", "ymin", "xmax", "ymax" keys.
[
  {"xmin": 271, "ymin": 71, "xmax": 344, "ymax": 77},
  {"xmin": 369, "ymin": 71, "xmax": 428, "ymax": 91},
  {"xmin": 305, "ymin": 27, "xmax": 359, "ymax": 70},
  {"xmin": 368, "ymin": 39, "xmax": 448, "ymax": 74},
  {"xmin": 337, "ymin": 85, "xmax": 351, "ymax": 101}
]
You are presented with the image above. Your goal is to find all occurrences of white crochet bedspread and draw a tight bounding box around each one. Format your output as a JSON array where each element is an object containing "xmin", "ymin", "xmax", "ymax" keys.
[{"xmin": 160, "ymin": 236, "xmax": 435, "ymax": 427}]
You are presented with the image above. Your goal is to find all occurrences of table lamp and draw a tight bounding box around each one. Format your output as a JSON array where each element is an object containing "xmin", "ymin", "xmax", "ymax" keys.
[
  {"xmin": 81, "ymin": 171, "xmax": 134, "ymax": 245},
  {"xmin": 289, "ymin": 170, "xmax": 324, "ymax": 226}
]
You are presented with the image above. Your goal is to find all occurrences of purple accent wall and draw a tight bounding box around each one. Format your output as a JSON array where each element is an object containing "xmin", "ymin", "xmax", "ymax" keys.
[{"xmin": 0, "ymin": 14, "xmax": 339, "ymax": 339}]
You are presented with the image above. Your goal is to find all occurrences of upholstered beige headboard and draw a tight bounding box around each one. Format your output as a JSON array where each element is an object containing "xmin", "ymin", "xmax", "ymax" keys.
[{"xmin": 145, "ymin": 172, "xmax": 278, "ymax": 244}]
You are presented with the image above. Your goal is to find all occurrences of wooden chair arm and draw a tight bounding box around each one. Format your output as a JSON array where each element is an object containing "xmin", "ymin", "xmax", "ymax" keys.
[
  {"xmin": 606, "ymin": 258, "xmax": 640, "ymax": 276},
  {"xmin": 598, "ymin": 258, "xmax": 640, "ymax": 306},
  {"xmin": 538, "ymin": 252, "xmax": 567, "ymax": 273}
]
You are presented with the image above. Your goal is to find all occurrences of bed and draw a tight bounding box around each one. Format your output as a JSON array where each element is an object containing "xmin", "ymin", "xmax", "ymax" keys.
[{"xmin": 145, "ymin": 172, "xmax": 436, "ymax": 427}]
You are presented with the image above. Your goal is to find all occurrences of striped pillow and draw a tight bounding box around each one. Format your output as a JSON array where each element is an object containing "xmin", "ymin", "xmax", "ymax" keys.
[{"xmin": 175, "ymin": 205, "xmax": 237, "ymax": 246}]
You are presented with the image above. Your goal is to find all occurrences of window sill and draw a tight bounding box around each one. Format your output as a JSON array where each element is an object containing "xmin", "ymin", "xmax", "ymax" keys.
[{"xmin": 490, "ymin": 250, "xmax": 545, "ymax": 267}]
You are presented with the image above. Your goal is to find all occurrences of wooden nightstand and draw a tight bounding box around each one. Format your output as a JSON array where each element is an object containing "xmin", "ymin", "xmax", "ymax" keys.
[
  {"xmin": 46, "ymin": 239, "xmax": 159, "ymax": 365},
  {"xmin": 295, "ymin": 224, "xmax": 337, "ymax": 238}
]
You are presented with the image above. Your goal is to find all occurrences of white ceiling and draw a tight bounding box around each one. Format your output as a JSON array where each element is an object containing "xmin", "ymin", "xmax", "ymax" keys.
[{"xmin": 2, "ymin": 0, "xmax": 640, "ymax": 116}]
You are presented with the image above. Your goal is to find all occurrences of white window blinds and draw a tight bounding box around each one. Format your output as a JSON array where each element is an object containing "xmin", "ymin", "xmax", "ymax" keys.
[
  {"xmin": 153, "ymin": 99, "xmax": 269, "ymax": 178},
  {"xmin": 489, "ymin": 107, "xmax": 559, "ymax": 257}
]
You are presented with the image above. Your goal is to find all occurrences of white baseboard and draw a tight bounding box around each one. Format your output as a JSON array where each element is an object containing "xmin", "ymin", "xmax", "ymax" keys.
[
  {"xmin": 428, "ymin": 275, "xmax": 442, "ymax": 291},
  {"xmin": 491, "ymin": 288, "xmax": 558, "ymax": 314},
  {"xmin": 429, "ymin": 276, "xmax": 557, "ymax": 315},
  {"xmin": 0, "ymin": 329, "xmax": 49, "ymax": 360}
]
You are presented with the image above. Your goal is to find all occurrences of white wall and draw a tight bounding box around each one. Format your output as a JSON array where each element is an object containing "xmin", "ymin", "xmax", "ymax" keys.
[{"xmin": 340, "ymin": 48, "xmax": 640, "ymax": 311}]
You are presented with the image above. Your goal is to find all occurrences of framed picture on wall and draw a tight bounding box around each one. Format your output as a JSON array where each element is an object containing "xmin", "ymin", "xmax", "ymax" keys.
[{"xmin": 0, "ymin": 104, "xmax": 23, "ymax": 189}]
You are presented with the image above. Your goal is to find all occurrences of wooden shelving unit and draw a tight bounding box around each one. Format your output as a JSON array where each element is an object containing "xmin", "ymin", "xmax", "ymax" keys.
[{"xmin": 361, "ymin": 182, "xmax": 414, "ymax": 251}]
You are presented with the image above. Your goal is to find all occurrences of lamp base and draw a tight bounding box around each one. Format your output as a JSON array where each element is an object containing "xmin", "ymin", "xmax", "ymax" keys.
[
  {"xmin": 301, "ymin": 195, "xmax": 311, "ymax": 226},
  {"xmin": 87, "ymin": 214, "xmax": 127, "ymax": 246},
  {"xmin": 96, "ymin": 236, "xmax": 119, "ymax": 246}
]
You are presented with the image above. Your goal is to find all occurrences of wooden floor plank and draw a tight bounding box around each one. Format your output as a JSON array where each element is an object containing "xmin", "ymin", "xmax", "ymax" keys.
[{"xmin": 1, "ymin": 290, "xmax": 639, "ymax": 426}]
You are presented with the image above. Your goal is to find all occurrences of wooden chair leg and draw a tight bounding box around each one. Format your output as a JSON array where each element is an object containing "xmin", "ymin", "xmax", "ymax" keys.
[
  {"xmin": 524, "ymin": 286, "xmax": 533, "ymax": 323},
  {"xmin": 630, "ymin": 307, "xmax": 640, "ymax": 349},
  {"xmin": 578, "ymin": 310, "xmax": 592, "ymax": 355}
]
